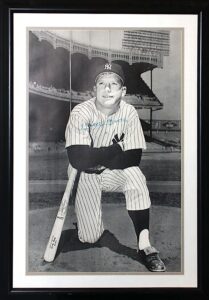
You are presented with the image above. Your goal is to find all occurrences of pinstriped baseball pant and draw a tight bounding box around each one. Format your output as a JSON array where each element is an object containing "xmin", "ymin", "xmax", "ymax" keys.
[{"xmin": 72, "ymin": 166, "xmax": 151, "ymax": 244}]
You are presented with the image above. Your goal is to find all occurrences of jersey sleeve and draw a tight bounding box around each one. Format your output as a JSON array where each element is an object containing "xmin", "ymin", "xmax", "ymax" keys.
[
  {"xmin": 65, "ymin": 112, "xmax": 92, "ymax": 148},
  {"xmin": 123, "ymin": 110, "xmax": 146, "ymax": 151}
]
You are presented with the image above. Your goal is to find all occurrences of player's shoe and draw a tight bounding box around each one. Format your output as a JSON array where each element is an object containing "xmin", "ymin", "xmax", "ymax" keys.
[{"xmin": 139, "ymin": 246, "xmax": 166, "ymax": 272}]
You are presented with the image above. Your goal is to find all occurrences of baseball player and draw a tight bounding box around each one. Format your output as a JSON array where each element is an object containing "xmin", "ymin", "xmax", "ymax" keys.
[{"xmin": 65, "ymin": 62, "xmax": 166, "ymax": 272}]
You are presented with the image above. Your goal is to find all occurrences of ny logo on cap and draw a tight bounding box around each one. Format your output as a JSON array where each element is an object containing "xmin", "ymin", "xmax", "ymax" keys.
[{"xmin": 104, "ymin": 63, "xmax": 112, "ymax": 70}]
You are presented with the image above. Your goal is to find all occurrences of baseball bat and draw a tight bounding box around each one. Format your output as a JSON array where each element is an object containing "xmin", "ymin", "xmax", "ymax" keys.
[{"xmin": 43, "ymin": 167, "xmax": 77, "ymax": 262}]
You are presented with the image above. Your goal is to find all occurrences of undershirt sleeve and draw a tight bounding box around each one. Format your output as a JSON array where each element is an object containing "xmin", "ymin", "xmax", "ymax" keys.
[
  {"xmin": 66, "ymin": 144, "xmax": 122, "ymax": 170},
  {"xmin": 103, "ymin": 148, "xmax": 142, "ymax": 169}
]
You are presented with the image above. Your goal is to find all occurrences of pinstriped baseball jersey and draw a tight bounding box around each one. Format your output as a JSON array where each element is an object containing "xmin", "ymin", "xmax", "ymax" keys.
[
  {"xmin": 65, "ymin": 97, "xmax": 151, "ymax": 244},
  {"xmin": 65, "ymin": 97, "xmax": 146, "ymax": 152}
]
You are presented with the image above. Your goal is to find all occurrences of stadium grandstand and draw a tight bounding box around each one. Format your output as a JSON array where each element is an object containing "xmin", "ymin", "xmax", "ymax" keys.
[{"xmin": 29, "ymin": 30, "xmax": 180, "ymax": 151}]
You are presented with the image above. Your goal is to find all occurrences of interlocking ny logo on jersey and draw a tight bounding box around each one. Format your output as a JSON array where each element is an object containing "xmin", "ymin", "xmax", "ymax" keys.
[{"xmin": 104, "ymin": 63, "xmax": 112, "ymax": 70}]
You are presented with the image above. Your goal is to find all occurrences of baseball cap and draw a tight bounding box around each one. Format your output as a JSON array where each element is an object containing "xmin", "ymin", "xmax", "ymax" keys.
[{"xmin": 93, "ymin": 62, "xmax": 125, "ymax": 84}]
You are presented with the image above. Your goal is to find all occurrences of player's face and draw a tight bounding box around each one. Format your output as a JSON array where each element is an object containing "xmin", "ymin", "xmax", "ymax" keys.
[{"xmin": 94, "ymin": 73, "xmax": 126, "ymax": 114}]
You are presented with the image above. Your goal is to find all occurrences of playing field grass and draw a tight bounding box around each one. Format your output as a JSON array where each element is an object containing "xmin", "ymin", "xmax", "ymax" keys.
[
  {"xmin": 29, "ymin": 191, "xmax": 181, "ymax": 210},
  {"xmin": 29, "ymin": 152, "xmax": 181, "ymax": 181},
  {"xmin": 29, "ymin": 152, "xmax": 181, "ymax": 210}
]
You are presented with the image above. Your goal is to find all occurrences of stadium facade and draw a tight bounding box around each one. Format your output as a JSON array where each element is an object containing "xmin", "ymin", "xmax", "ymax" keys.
[{"xmin": 29, "ymin": 30, "xmax": 180, "ymax": 148}]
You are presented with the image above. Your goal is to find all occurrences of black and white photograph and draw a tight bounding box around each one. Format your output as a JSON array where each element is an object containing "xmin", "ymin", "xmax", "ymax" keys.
[
  {"xmin": 28, "ymin": 28, "xmax": 182, "ymax": 274},
  {"xmin": 0, "ymin": 0, "xmax": 208, "ymax": 295},
  {"xmin": 1, "ymin": 0, "xmax": 208, "ymax": 293}
]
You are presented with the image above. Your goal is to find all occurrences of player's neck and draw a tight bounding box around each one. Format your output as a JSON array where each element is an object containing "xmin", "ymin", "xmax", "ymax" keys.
[{"xmin": 95, "ymin": 102, "xmax": 120, "ymax": 117}]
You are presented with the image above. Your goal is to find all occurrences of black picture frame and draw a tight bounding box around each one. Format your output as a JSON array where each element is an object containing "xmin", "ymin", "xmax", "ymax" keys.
[{"xmin": 0, "ymin": 0, "xmax": 209, "ymax": 298}]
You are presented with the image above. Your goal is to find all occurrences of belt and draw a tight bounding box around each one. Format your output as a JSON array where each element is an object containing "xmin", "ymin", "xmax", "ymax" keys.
[{"xmin": 84, "ymin": 168, "xmax": 105, "ymax": 175}]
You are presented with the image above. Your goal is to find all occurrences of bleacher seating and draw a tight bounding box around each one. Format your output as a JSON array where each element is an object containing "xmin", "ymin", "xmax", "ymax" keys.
[{"xmin": 29, "ymin": 80, "xmax": 162, "ymax": 108}]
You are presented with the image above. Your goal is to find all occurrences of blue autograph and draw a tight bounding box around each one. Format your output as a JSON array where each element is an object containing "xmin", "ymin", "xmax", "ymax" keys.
[{"xmin": 80, "ymin": 118, "xmax": 127, "ymax": 131}]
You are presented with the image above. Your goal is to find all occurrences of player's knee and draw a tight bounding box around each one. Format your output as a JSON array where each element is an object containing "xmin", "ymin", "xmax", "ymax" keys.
[
  {"xmin": 78, "ymin": 232, "xmax": 102, "ymax": 244},
  {"xmin": 87, "ymin": 236, "xmax": 100, "ymax": 244}
]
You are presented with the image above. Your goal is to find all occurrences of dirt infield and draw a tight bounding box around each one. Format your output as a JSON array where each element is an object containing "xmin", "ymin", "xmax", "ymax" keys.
[
  {"xmin": 28, "ymin": 204, "xmax": 181, "ymax": 273},
  {"xmin": 28, "ymin": 151, "xmax": 181, "ymax": 273}
]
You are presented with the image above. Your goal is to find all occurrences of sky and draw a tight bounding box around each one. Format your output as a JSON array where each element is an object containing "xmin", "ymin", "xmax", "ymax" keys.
[{"xmin": 52, "ymin": 29, "xmax": 182, "ymax": 120}]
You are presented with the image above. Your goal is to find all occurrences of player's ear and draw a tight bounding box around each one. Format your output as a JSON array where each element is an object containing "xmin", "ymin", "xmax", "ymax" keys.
[
  {"xmin": 121, "ymin": 86, "xmax": 127, "ymax": 97},
  {"xmin": 93, "ymin": 86, "xmax": 96, "ymax": 93}
]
